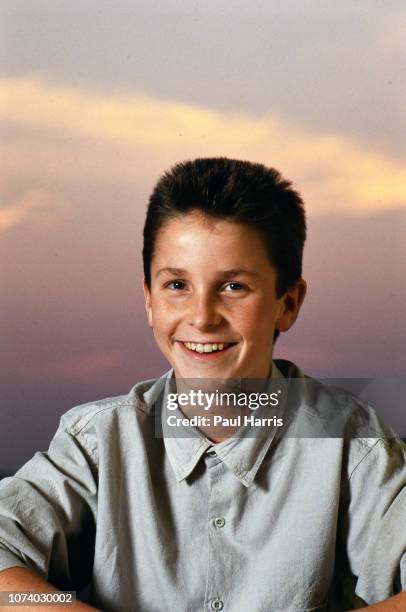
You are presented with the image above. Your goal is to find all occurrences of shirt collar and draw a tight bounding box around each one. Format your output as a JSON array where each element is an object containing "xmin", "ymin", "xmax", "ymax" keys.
[{"xmin": 160, "ymin": 362, "xmax": 286, "ymax": 487}]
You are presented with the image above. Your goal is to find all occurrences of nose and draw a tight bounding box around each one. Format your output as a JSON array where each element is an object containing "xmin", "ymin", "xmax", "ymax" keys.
[{"xmin": 188, "ymin": 291, "xmax": 222, "ymax": 331}]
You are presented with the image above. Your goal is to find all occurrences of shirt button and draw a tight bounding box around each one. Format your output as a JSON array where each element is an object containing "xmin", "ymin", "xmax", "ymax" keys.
[
  {"xmin": 214, "ymin": 517, "xmax": 225, "ymax": 528},
  {"xmin": 211, "ymin": 599, "xmax": 224, "ymax": 611}
]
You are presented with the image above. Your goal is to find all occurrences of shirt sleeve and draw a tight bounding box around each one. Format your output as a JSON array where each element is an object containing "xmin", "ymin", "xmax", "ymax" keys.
[
  {"xmin": 340, "ymin": 437, "xmax": 406, "ymax": 604},
  {"xmin": 0, "ymin": 415, "xmax": 97, "ymax": 590}
]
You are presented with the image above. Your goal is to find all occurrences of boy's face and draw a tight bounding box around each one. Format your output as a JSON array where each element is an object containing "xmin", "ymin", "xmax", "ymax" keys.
[{"xmin": 144, "ymin": 211, "xmax": 306, "ymax": 380}]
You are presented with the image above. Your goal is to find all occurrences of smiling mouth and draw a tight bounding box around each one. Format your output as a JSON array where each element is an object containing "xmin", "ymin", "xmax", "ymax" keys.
[{"xmin": 181, "ymin": 341, "xmax": 234, "ymax": 354}]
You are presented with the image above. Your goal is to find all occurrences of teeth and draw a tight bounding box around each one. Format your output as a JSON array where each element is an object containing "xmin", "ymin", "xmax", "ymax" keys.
[{"xmin": 183, "ymin": 342, "xmax": 230, "ymax": 353}]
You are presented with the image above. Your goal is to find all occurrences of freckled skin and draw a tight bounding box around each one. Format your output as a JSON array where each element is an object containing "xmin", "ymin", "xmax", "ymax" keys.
[{"xmin": 144, "ymin": 212, "xmax": 306, "ymax": 380}]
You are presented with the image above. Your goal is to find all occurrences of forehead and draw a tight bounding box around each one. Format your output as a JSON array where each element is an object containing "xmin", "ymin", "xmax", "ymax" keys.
[{"xmin": 152, "ymin": 211, "xmax": 274, "ymax": 274}]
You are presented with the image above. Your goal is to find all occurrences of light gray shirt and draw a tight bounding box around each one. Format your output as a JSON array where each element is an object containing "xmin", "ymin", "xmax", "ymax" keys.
[{"xmin": 0, "ymin": 360, "xmax": 405, "ymax": 611}]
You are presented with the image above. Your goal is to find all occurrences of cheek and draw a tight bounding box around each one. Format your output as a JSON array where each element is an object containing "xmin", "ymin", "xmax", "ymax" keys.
[
  {"xmin": 231, "ymin": 298, "xmax": 270, "ymax": 328},
  {"xmin": 149, "ymin": 295, "xmax": 179, "ymax": 333},
  {"xmin": 233, "ymin": 299, "xmax": 277, "ymax": 342}
]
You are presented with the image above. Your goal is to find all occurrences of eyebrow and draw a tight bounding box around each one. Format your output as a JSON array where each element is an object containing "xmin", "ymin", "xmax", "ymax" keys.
[
  {"xmin": 155, "ymin": 267, "xmax": 259, "ymax": 278},
  {"xmin": 155, "ymin": 267, "xmax": 188, "ymax": 278}
]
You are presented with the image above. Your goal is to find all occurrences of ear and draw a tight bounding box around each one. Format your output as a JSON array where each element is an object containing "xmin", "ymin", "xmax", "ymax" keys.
[
  {"xmin": 143, "ymin": 280, "xmax": 153, "ymax": 328},
  {"xmin": 275, "ymin": 279, "xmax": 307, "ymax": 333}
]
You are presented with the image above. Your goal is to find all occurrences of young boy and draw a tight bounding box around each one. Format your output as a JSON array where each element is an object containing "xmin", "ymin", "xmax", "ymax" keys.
[{"xmin": 0, "ymin": 158, "xmax": 405, "ymax": 611}]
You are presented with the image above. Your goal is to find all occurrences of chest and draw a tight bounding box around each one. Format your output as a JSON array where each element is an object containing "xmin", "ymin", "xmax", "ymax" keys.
[{"xmin": 93, "ymin": 439, "xmax": 342, "ymax": 611}]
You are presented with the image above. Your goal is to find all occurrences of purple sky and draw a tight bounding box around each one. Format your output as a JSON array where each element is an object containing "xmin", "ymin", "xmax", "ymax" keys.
[{"xmin": 1, "ymin": 1, "xmax": 405, "ymax": 473}]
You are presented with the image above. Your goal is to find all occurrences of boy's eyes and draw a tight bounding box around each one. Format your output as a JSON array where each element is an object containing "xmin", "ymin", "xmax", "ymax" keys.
[
  {"xmin": 167, "ymin": 280, "xmax": 187, "ymax": 290},
  {"xmin": 165, "ymin": 280, "xmax": 247, "ymax": 292},
  {"xmin": 223, "ymin": 282, "xmax": 245, "ymax": 292}
]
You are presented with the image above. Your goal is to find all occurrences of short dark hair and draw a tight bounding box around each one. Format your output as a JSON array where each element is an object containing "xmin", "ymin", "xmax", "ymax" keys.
[{"xmin": 143, "ymin": 157, "xmax": 306, "ymax": 299}]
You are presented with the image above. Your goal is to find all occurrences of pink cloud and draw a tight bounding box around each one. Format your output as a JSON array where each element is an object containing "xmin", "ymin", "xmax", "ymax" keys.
[{"xmin": 38, "ymin": 350, "xmax": 128, "ymax": 383}]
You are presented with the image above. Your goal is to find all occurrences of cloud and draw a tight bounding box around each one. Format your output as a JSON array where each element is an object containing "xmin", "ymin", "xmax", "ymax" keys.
[
  {"xmin": 37, "ymin": 350, "xmax": 128, "ymax": 383},
  {"xmin": 1, "ymin": 75, "xmax": 405, "ymax": 215},
  {"xmin": 378, "ymin": 10, "xmax": 406, "ymax": 58},
  {"xmin": 0, "ymin": 189, "xmax": 73, "ymax": 231}
]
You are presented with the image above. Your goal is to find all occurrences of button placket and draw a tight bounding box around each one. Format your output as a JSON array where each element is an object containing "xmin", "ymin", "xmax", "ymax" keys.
[{"xmin": 204, "ymin": 459, "xmax": 229, "ymax": 611}]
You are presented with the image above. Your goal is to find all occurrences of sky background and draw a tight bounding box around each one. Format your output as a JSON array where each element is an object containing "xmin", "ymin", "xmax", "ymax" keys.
[{"xmin": 1, "ymin": 0, "xmax": 405, "ymax": 472}]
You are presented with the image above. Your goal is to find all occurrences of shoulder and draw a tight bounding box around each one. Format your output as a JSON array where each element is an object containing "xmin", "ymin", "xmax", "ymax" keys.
[
  {"xmin": 274, "ymin": 359, "xmax": 405, "ymax": 472},
  {"xmin": 57, "ymin": 372, "xmax": 170, "ymax": 438}
]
